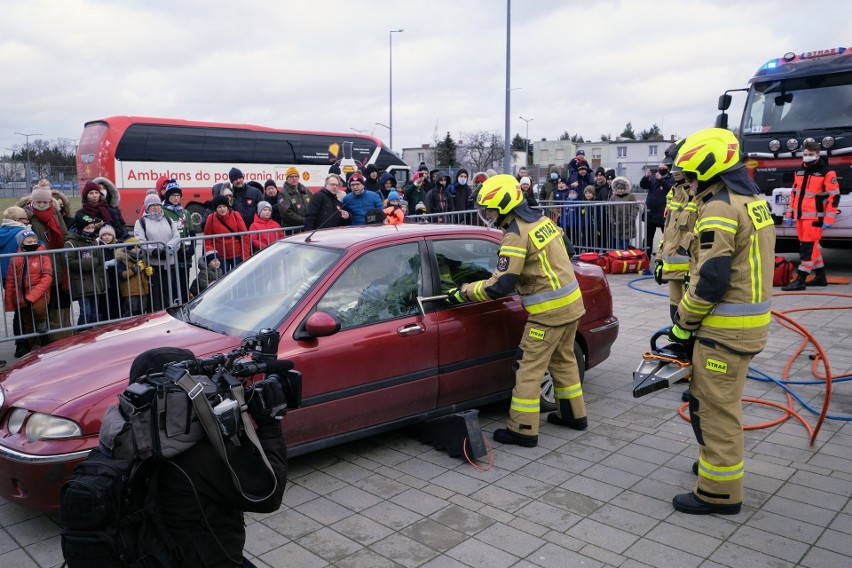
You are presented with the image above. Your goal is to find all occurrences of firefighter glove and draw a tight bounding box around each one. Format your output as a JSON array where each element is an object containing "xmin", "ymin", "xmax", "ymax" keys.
[
  {"xmin": 784, "ymin": 217, "xmax": 793, "ymax": 227},
  {"xmin": 667, "ymin": 324, "xmax": 693, "ymax": 347},
  {"xmin": 144, "ymin": 266, "xmax": 154, "ymax": 277},
  {"xmin": 654, "ymin": 261, "xmax": 665, "ymax": 285},
  {"xmin": 445, "ymin": 287, "xmax": 465, "ymax": 305},
  {"xmin": 138, "ymin": 260, "xmax": 147, "ymax": 270}
]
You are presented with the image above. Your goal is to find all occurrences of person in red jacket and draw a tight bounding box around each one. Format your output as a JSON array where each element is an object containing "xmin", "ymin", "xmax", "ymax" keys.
[
  {"xmin": 782, "ymin": 140, "xmax": 840, "ymax": 290},
  {"xmin": 5, "ymin": 230, "xmax": 52, "ymax": 353},
  {"xmin": 249, "ymin": 201, "xmax": 283, "ymax": 253},
  {"xmin": 203, "ymin": 194, "xmax": 251, "ymax": 274}
]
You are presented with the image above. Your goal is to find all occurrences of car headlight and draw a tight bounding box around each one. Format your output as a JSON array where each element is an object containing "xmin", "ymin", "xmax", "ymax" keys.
[{"xmin": 6, "ymin": 409, "xmax": 83, "ymax": 441}]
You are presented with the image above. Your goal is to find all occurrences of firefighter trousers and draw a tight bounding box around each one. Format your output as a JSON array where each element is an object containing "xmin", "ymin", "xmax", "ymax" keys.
[
  {"xmin": 688, "ymin": 340, "xmax": 754, "ymax": 505},
  {"xmin": 509, "ymin": 318, "xmax": 585, "ymax": 436},
  {"xmin": 795, "ymin": 224, "xmax": 824, "ymax": 273}
]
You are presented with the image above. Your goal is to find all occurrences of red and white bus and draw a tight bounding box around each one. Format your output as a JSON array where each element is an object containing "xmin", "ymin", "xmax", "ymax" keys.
[{"xmin": 77, "ymin": 116, "xmax": 410, "ymax": 222}]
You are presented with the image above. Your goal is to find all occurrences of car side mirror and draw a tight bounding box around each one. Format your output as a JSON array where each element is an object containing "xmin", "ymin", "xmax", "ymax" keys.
[
  {"xmin": 297, "ymin": 311, "xmax": 340, "ymax": 340},
  {"xmin": 717, "ymin": 93, "xmax": 732, "ymax": 111},
  {"xmin": 714, "ymin": 113, "xmax": 728, "ymax": 129}
]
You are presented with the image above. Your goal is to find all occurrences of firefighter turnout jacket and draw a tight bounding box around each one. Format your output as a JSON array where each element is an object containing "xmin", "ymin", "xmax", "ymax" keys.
[
  {"xmin": 459, "ymin": 212, "xmax": 585, "ymax": 325},
  {"xmin": 659, "ymin": 180, "xmax": 697, "ymax": 281},
  {"xmin": 785, "ymin": 160, "xmax": 840, "ymax": 239},
  {"xmin": 676, "ymin": 181, "xmax": 775, "ymax": 354}
]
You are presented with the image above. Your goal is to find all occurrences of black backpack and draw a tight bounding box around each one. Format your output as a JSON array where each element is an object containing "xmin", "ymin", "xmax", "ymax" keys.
[{"xmin": 60, "ymin": 447, "xmax": 180, "ymax": 567}]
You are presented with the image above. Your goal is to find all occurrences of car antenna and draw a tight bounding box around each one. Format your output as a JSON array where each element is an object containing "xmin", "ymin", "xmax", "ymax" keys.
[{"xmin": 305, "ymin": 208, "xmax": 343, "ymax": 243}]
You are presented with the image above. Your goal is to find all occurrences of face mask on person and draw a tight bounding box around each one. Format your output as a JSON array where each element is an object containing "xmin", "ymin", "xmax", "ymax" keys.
[
  {"xmin": 550, "ymin": 172, "xmax": 558, "ymax": 180},
  {"xmin": 21, "ymin": 242, "xmax": 40, "ymax": 252},
  {"xmin": 82, "ymin": 230, "xmax": 96, "ymax": 239},
  {"xmin": 146, "ymin": 212, "xmax": 164, "ymax": 221},
  {"xmin": 32, "ymin": 201, "xmax": 52, "ymax": 212},
  {"xmin": 457, "ymin": 176, "xmax": 468, "ymax": 185},
  {"xmin": 568, "ymin": 192, "xmax": 578, "ymax": 201},
  {"xmin": 803, "ymin": 155, "xmax": 819, "ymax": 163}
]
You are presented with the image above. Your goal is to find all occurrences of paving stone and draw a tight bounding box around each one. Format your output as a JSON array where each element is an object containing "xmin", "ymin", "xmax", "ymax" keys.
[
  {"xmin": 814, "ymin": 527, "xmax": 852, "ymax": 557},
  {"xmin": 799, "ymin": 546, "xmax": 852, "ymax": 568},
  {"xmin": 559, "ymin": 474, "xmax": 622, "ymax": 502},
  {"xmin": 330, "ymin": 514, "xmax": 395, "ymax": 546},
  {"xmin": 468, "ymin": 483, "xmax": 531, "ymax": 512},
  {"xmin": 361, "ymin": 500, "xmax": 423, "ymax": 531},
  {"xmin": 258, "ymin": 540, "xmax": 328, "ymax": 568},
  {"xmin": 644, "ymin": 521, "xmax": 724, "ymax": 557},
  {"xmin": 4, "ymin": 515, "xmax": 60, "ymax": 548},
  {"xmin": 708, "ymin": 541, "xmax": 796, "ymax": 568},
  {"xmin": 588, "ymin": 503, "xmax": 657, "ymax": 537},
  {"xmin": 391, "ymin": 487, "xmax": 452, "ymax": 516},
  {"xmin": 370, "ymin": 533, "xmax": 441, "ymax": 568},
  {"xmin": 565, "ymin": 518, "xmax": 639, "ymax": 554},
  {"xmin": 262, "ymin": 509, "xmax": 323, "ymax": 540},
  {"xmin": 327, "ymin": 485, "xmax": 385, "ymax": 512},
  {"xmin": 746, "ymin": 510, "xmax": 825, "ymax": 543},
  {"xmin": 429, "ymin": 504, "xmax": 496, "ymax": 536},
  {"xmin": 295, "ymin": 526, "xmax": 362, "ymax": 563},
  {"xmin": 473, "ymin": 521, "xmax": 546, "ymax": 557},
  {"xmin": 334, "ymin": 546, "xmax": 403, "ymax": 568},
  {"xmin": 244, "ymin": 520, "xmax": 290, "ymax": 557},
  {"xmin": 513, "ymin": 500, "xmax": 582, "ymax": 532},
  {"xmin": 624, "ymin": 536, "xmax": 704, "ymax": 568},
  {"xmin": 540, "ymin": 486, "xmax": 604, "ymax": 516},
  {"xmin": 522, "ymin": 541, "xmax": 604, "ymax": 568},
  {"xmin": 399, "ymin": 518, "xmax": 467, "ymax": 552}
]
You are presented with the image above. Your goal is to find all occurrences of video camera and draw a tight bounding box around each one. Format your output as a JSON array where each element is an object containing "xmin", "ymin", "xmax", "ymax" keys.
[{"xmin": 124, "ymin": 329, "xmax": 302, "ymax": 440}]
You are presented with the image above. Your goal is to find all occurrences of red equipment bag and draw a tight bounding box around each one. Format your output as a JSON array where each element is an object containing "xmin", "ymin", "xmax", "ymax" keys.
[
  {"xmin": 606, "ymin": 248, "xmax": 650, "ymax": 274},
  {"xmin": 578, "ymin": 252, "xmax": 609, "ymax": 271},
  {"xmin": 774, "ymin": 255, "xmax": 795, "ymax": 286}
]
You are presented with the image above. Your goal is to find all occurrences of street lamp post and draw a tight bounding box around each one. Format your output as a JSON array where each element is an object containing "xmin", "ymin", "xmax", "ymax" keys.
[
  {"xmin": 389, "ymin": 28, "xmax": 404, "ymax": 151},
  {"xmin": 15, "ymin": 131, "xmax": 41, "ymax": 187},
  {"xmin": 519, "ymin": 116, "xmax": 533, "ymax": 167}
]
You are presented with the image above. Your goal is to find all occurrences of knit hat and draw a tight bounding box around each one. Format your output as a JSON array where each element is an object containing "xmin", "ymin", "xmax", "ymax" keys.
[
  {"xmin": 31, "ymin": 181, "xmax": 53, "ymax": 202},
  {"xmin": 99, "ymin": 224, "xmax": 116, "ymax": 239},
  {"xmin": 415, "ymin": 201, "xmax": 427, "ymax": 213},
  {"xmin": 520, "ymin": 176, "xmax": 531, "ymax": 186},
  {"xmin": 387, "ymin": 190, "xmax": 402, "ymax": 203},
  {"xmin": 417, "ymin": 163, "xmax": 429, "ymax": 172},
  {"xmin": 606, "ymin": 168, "xmax": 616, "ymax": 180},
  {"xmin": 257, "ymin": 200, "xmax": 272, "ymax": 214},
  {"xmin": 82, "ymin": 180, "xmax": 101, "ymax": 198},
  {"xmin": 211, "ymin": 194, "xmax": 231, "ymax": 210},
  {"xmin": 205, "ymin": 250, "xmax": 220, "ymax": 264},
  {"xmin": 16, "ymin": 230, "xmax": 37, "ymax": 246},
  {"xmin": 576, "ymin": 149, "xmax": 585, "ymax": 156},
  {"xmin": 577, "ymin": 164, "xmax": 589, "ymax": 171},
  {"xmin": 364, "ymin": 208, "xmax": 386, "ymax": 225},
  {"xmin": 163, "ymin": 179, "xmax": 182, "ymax": 200},
  {"xmin": 284, "ymin": 166, "xmax": 299, "ymax": 178},
  {"xmin": 264, "ymin": 179, "xmax": 277, "ymax": 189},
  {"xmin": 228, "ymin": 167, "xmax": 244, "ymax": 182},
  {"xmin": 347, "ymin": 173, "xmax": 366, "ymax": 189},
  {"xmin": 74, "ymin": 211, "xmax": 98, "ymax": 232},
  {"xmin": 143, "ymin": 193, "xmax": 162, "ymax": 211},
  {"xmin": 595, "ymin": 167, "xmax": 606, "ymax": 177}
]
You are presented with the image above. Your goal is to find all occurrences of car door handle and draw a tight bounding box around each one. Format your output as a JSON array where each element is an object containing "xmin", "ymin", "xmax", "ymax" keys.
[{"xmin": 398, "ymin": 323, "xmax": 425, "ymax": 336}]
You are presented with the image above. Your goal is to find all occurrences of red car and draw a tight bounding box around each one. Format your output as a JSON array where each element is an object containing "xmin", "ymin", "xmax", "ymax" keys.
[{"xmin": 0, "ymin": 224, "xmax": 618, "ymax": 510}]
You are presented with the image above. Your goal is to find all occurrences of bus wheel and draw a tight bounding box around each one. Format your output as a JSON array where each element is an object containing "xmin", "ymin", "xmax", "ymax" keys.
[{"xmin": 187, "ymin": 203, "xmax": 206, "ymax": 228}]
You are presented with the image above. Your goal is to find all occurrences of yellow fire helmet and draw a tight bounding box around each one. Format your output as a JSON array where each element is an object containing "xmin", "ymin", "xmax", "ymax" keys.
[
  {"xmin": 674, "ymin": 128, "xmax": 741, "ymax": 181},
  {"xmin": 476, "ymin": 174, "xmax": 524, "ymax": 214}
]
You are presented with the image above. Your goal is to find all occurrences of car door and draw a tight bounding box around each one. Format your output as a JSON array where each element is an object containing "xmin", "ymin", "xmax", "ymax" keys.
[
  {"xmin": 283, "ymin": 241, "xmax": 439, "ymax": 447},
  {"xmin": 428, "ymin": 237, "xmax": 527, "ymax": 408}
]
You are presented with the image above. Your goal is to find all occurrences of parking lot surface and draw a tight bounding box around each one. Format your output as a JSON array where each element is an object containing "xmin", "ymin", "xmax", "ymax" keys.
[{"xmin": 1, "ymin": 249, "xmax": 851, "ymax": 568}]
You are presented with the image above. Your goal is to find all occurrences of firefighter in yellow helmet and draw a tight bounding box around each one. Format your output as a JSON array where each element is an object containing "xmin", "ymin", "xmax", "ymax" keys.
[
  {"xmin": 667, "ymin": 128, "xmax": 775, "ymax": 515},
  {"xmin": 446, "ymin": 174, "xmax": 587, "ymax": 447}
]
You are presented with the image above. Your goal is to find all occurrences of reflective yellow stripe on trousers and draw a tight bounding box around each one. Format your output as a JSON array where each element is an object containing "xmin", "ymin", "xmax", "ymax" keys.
[
  {"xmin": 555, "ymin": 383, "xmax": 583, "ymax": 400},
  {"xmin": 510, "ymin": 396, "xmax": 540, "ymax": 414},
  {"xmin": 698, "ymin": 456, "xmax": 744, "ymax": 482}
]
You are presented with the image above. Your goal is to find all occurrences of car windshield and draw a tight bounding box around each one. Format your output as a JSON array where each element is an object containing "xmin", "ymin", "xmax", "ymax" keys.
[
  {"xmin": 741, "ymin": 71, "xmax": 852, "ymax": 134},
  {"xmin": 184, "ymin": 241, "xmax": 342, "ymax": 336}
]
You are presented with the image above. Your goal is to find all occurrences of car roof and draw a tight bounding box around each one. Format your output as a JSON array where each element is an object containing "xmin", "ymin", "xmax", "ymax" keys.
[{"xmin": 285, "ymin": 223, "xmax": 500, "ymax": 248}]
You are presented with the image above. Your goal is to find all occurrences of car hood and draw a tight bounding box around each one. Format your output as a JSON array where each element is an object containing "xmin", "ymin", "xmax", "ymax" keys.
[{"xmin": 0, "ymin": 311, "xmax": 239, "ymax": 422}]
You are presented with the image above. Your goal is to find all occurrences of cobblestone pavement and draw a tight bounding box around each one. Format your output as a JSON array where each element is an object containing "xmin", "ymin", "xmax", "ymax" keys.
[{"xmin": 1, "ymin": 250, "xmax": 851, "ymax": 567}]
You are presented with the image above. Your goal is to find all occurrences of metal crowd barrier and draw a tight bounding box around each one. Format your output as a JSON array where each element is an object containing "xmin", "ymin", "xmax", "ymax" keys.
[{"xmin": 1, "ymin": 201, "xmax": 648, "ymax": 346}]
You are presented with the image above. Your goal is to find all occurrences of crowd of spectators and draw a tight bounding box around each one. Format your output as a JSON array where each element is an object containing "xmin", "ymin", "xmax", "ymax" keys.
[{"xmin": 1, "ymin": 157, "xmax": 661, "ymax": 359}]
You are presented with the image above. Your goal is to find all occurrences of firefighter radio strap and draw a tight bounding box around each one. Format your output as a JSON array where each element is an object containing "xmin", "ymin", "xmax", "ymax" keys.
[{"xmin": 173, "ymin": 369, "xmax": 278, "ymax": 503}]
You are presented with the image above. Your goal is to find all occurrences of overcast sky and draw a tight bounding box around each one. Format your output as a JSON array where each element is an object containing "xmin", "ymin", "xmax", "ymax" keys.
[{"xmin": 1, "ymin": 0, "xmax": 848, "ymax": 160}]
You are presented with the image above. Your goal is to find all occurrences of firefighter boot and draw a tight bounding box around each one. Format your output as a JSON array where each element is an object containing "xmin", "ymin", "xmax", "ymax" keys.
[
  {"xmin": 781, "ymin": 270, "xmax": 808, "ymax": 291},
  {"xmin": 493, "ymin": 428, "xmax": 538, "ymax": 448},
  {"xmin": 673, "ymin": 492, "xmax": 741, "ymax": 515},
  {"xmin": 810, "ymin": 267, "xmax": 828, "ymax": 287},
  {"xmin": 547, "ymin": 399, "xmax": 588, "ymax": 430}
]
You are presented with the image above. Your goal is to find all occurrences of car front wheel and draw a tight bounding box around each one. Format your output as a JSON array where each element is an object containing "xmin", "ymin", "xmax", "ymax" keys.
[{"xmin": 540, "ymin": 341, "xmax": 585, "ymax": 412}]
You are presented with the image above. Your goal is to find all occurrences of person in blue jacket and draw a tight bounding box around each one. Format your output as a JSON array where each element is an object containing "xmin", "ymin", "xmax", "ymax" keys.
[{"xmin": 343, "ymin": 173, "xmax": 385, "ymax": 225}]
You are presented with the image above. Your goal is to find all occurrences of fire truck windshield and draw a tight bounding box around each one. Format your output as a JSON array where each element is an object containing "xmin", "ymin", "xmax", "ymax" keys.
[{"xmin": 742, "ymin": 70, "xmax": 852, "ymax": 134}]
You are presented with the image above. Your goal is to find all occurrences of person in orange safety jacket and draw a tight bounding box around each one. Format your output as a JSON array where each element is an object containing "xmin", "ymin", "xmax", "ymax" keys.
[{"xmin": 782, "ymin": 140, "xmax": 839, "ymax": 290}]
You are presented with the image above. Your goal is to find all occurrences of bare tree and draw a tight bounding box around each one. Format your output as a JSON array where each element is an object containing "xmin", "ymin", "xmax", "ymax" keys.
[{"xmin": 461, "ymin": 130, "xmax": 504, "ymax": 172}]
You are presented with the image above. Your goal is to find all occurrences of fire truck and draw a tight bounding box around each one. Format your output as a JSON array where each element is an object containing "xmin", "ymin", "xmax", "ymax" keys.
[{"xmin": 715, "ymin": 46, "xmax": 852, "ymax": 245}]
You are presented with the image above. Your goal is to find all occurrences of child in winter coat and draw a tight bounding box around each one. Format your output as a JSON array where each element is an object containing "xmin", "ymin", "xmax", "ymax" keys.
[
  {"xmin": 249, "ymin": 201, "xmax": 282, "ymax": 252},
  {"xmin": 97, "ymin": 224, "xmax": 122, "ymax": 321},
  {"xmin": 383, "ymin": 191, "xmax": 405, "ymax": 225},
  {"xmin": 5, "ymin": 231, "xmax": 52, "ymax": 352},
  {"xmin": 116, "ymin": 238, "xmax": 154, "ymax": 317},
  {"xmin": 189, "ymin": 251, "xmax": 224, "ymax": 298},
  {"xmin": 203, "ymin": 195, "xmax": 251, "ymax": 273}
]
